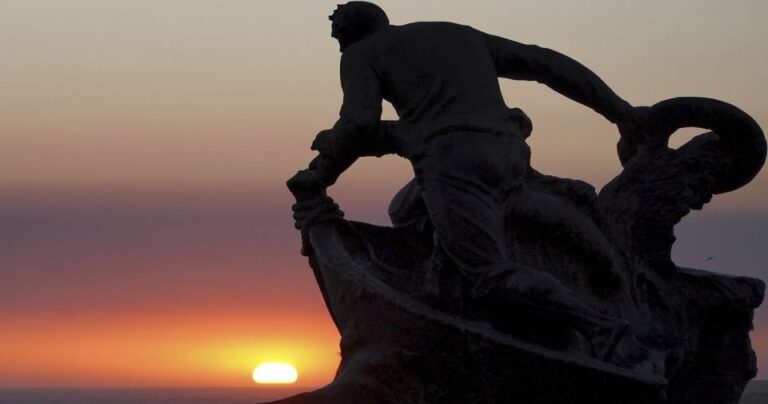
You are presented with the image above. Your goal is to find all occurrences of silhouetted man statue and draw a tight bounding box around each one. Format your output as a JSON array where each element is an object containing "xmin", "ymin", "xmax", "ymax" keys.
[
  {"xmin": 279, "ymin": 3, "xmax": 767, "ymax": 401},
  {"xmin": 291, "ymin": 1, "xmax": 646, "ymax": 350}
]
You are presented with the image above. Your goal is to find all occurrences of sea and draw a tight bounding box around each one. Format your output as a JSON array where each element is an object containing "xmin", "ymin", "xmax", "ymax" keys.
[
  {"xmin": 1, "ymin": 383, "xmax": 767, "ymax": 403},
  {"xmin": 0, "ymin": 387, "xmax": 309, "ymax": 404}
]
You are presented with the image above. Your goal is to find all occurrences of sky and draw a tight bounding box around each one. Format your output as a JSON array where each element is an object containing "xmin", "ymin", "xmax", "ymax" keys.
[{"xmin": 1, "ymin": 0, "xmax": 767, "ymax": 388}]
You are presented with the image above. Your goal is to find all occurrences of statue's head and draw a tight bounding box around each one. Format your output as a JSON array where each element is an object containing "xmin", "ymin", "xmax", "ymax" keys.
[{"xmin": 329, "ymin": 2, "xmax": 389, "ymax": 52}]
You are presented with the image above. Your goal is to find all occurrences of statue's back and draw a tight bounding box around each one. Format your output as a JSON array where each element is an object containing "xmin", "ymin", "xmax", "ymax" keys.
[{"xmin": 350, "ymin": 22, "xmax": 511, "ymax": 155}]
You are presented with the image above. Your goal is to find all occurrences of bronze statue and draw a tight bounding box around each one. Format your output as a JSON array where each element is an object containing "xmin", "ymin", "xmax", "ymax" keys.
[{"xmin": 283, "ymin": 2, "xmax": 766, "ymax": 403}]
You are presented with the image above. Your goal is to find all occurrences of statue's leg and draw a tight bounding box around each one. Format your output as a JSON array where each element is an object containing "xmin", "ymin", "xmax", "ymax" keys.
[
  {"xmin": 415, "ymin": 132, "xmax": 629, "ymax": 359},
  {"xmin": 414, "ymin": 131, "xmax": 521, "ymax": 277},
  {"xmin": 512, "ymin": 188, "xmax": 621, "ymax": 285}
]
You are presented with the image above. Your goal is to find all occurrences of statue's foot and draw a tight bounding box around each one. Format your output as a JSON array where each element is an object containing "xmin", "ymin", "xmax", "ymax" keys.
[
  {"xmin": 470, "ymin": 268, "xmax": 644, "ymax": 364},
  {"xmin": 591, "ymin": 319, "xmax": 629, "ymax": 361},
  {"xmin": 471, "ymin": 267, "xmax": 582, "ymax": 313},
  {"xmin": 596, "ymin": 322, "xmax": 654, "ymax": 367}
]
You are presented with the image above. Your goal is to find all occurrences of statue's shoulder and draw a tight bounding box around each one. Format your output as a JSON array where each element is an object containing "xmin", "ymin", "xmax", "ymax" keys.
[
  {"xmin": 397, "ymin": 21, "xmax": 482, "ymax": 35},
  {"xmin": 354, "ymin": 21, "xmax": 486, "ymax": 55}
]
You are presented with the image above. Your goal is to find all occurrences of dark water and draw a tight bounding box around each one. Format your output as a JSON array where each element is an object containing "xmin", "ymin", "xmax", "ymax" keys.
[
  {"xmin": 2, "ymin": 383, "xmax": 768, "ymax": 403},
  {"xmin": 0, "ymin": 387, "xmax": 309, "ymax": 404}
]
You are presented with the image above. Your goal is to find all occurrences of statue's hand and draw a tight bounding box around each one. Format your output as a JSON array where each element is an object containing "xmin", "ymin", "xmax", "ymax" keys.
[
  {"xmin": 617, "ymin": 106, "xmax": 651, "ymax": 141},
  {"xmin": 616, "ymin": 106, "xmax": 651, "ymax": 165},
  {"xmin": 287, "ymin": 169, "xmax": 326, "ymax": 198},
  {"xmin": 287, "ymin": 169, "xmax": 342, "ymax": 233},
  {"xmin": 311, "ymin": 129, "xmax": 337, "ymax": 158}
]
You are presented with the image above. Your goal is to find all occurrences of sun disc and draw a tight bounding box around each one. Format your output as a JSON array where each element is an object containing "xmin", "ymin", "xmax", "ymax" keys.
[{"xmin": 252, "ymin": 362, "xmax": 298, "ymax": 384}]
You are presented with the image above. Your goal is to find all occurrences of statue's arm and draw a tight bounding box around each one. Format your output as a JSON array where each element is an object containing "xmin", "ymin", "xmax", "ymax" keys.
[
  {"xmin": 356, "ymin": 120, "xmax": 399, "ymax": 157},
  {"xmin": 333, "ymin": 48, "xmax": 384, "ymax": 155},
  {"xmin": 311, "ymin": 48, "xmax": 384, "ymax": 186},
  {"xmin": 484, "ymin": 33, "xmax": 633, "ymax": 124},
  {"xmin": 308, "ymin": 121, "xmax": 397, "ymax": 188}
]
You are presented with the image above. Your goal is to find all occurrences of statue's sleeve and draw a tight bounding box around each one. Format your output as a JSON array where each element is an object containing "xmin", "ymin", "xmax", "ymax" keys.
[
  {"xmin": 484, "ymin": 33, "xmax": 632, "ymax": 124},
  {"xmin": 309, "ymin": 49, "xmax": 386, "ymax": 188},
  {"xmin": 331, "ymin": 48, "xmax": 384, "ymax": 158}
]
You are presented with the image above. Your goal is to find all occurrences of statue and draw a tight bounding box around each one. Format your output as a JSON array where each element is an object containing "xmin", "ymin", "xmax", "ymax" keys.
[{"xmin": 277, "ymin": 2, "xmax": 767, "ymax": 403}]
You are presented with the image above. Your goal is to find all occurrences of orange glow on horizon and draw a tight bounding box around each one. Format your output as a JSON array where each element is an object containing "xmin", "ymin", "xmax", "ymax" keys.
[{"xmin": 0, "ymin": 310, "xmax": 338, "ymax": 388}]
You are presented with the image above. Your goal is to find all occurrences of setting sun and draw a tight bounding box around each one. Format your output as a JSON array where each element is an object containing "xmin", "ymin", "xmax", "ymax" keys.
[{"xmin": 252, "ymin": 363, "xmax": 298, "ymax": 384}]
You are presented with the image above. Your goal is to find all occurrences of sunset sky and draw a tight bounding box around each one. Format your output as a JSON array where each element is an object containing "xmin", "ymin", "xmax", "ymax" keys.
[{"xmin": 2, "ymin": 0, "xmax": 767, "ymax": 388}]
